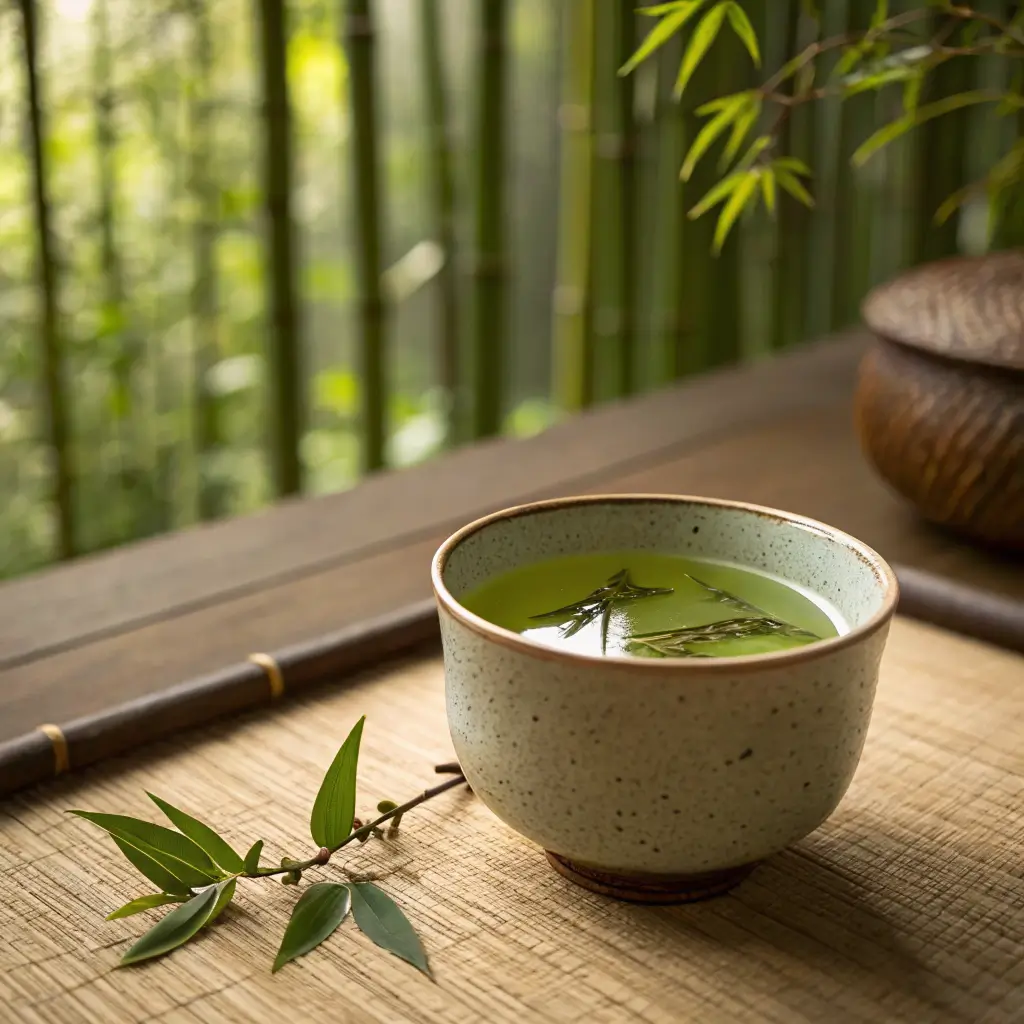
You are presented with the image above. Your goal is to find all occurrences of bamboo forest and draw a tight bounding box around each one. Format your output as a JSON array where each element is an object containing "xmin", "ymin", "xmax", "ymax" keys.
[{"xmin": 0, "ymin": 0, "xmax": 1018, "ymax": 579}]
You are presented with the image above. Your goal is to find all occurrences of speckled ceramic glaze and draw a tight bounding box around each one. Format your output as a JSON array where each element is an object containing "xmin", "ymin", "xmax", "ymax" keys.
[{"xmin": 431, "ymin": 495, "xmax": 898, "ymax": 903}]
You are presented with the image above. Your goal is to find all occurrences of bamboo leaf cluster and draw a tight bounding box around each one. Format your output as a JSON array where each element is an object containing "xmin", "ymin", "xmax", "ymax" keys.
[
  {"xmin": 619, "ymin": 0, "xmax": 1024, "ymax": 251},
  {"xmin": 71, "ymin": 717, "xmax": 464, "ymax": 975}
]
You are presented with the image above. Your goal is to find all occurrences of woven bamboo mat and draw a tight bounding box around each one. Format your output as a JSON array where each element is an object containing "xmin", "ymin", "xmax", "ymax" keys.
[{"xmin": 1, "ymin": 618, "xmax": 1023, "ymax": 1024}]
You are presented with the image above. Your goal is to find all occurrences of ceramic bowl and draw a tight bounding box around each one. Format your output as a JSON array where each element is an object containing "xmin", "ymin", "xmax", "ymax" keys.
[{"xmin": 431, "ymin": 495, "xmax": 898, "ymax": 904}]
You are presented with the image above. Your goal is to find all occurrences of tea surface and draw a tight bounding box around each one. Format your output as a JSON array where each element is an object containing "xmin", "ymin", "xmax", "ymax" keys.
[{"xmin": 461, "ymin": 550, "xmax": 842, "ymax": 658}]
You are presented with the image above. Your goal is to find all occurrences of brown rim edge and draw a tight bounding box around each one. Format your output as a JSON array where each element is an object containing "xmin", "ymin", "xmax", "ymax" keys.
[{"xmin": 430, "ymin": 494, "xmax": 900, "ymax": 675}]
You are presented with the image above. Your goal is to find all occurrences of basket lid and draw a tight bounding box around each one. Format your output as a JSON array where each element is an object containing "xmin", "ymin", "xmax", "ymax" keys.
[{"xmin": 861, "ymin": 250, "xmax": 1024, "ymax": 371}]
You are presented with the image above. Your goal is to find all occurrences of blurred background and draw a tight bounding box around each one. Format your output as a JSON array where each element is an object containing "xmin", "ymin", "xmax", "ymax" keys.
[{"xmin": 0, "ymin": 0, "xmax": 1017, "ymax": 580}]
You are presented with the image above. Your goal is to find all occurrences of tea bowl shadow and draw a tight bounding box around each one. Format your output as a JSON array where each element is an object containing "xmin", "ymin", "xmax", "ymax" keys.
[{"xmin": 551, "ymin": 817, "xmax": 1016, "ymax": 1022}]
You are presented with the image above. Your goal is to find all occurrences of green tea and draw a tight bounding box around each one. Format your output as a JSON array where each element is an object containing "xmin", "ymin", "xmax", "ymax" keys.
[{"xmin": 461, "ymin": 550, "xmax": 842, "ymax": 659}]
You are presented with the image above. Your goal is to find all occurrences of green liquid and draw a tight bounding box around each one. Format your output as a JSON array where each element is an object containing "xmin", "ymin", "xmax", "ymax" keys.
[{"xmin": 461, "ymin": 550, "xmax": 841, "ymax": 659}]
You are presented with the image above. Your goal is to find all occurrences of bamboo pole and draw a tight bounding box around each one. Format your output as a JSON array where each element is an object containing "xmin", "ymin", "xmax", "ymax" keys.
[
  {"xmin": 552, "ymin": 0, "xmax": 594, "ymax": 411},
  {"xmin": 589, "ymin": 0, "xmax": 636, "ymax": 401},
  {"xmin": 344, "ymin": 0, "xmax": 387, "ymax": 467},
  {"xmin": 470, "ymin": 0, "xmax": 508, "ymax": 437},
  {"xmin": 17, "ymin": 0, "xmax": 74, "ymax": 559},
  {"xmin": 188, "ymin": 0, "xmax": 224, "ymax": 520},
  {"xmin": 418, "ymin": 0, "xmax": 460, "ymax": 443},
  {"xmin": 912, "ymin": 19, "xmax": 970, "ymax": 262},
  {"xmin": 257, "ymin": 0, "xmax": 303, "ymax": 493}
]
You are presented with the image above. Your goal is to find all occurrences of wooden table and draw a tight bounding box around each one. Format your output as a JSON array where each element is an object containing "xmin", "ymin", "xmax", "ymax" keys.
[
  {"xmin": 1, "ymin": 619, "xmax": 1023, "ymax": 1023},
  {"xmin": 1, "ymin": 331, "xmax": 1023, "ymax": 1021}
]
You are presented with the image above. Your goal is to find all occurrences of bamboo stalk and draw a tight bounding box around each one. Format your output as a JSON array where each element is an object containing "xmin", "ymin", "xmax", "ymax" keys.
[
  {"xmin": 418, "ymin": 0, "xmax": 460, "ymax": 443},
  {"xmin": 651, "ymin": 35, "xmax": 686, "ymax": 382},
  {"xmin": 188, "ymin": 0, "xmax": 224, "ymax": 520},
  {"xmin": 805, "ymin": 0, "xmax": 850, "ymax": 337},
  {"xmin": 344, "ymin": 0, "xmax": 387, "ymax": 467},
  {"xmin": 589, "ymin": 0, "xmax": 636, "ymax": 401},
  {"xmin": 912, "ymin": 60, "xmax": 969, "ymax": 261},
  {"xmin": 552, "ymin": 0, "xmax": 595, "ymax": 411},
  {"xmin": 257, "ymin": 0, "xmax": 304, "ymax": 493},
  {"xmin": 470, "ymin": 0, "xmax": 508, "ymax": 437},
  {"xmin": 17, "ymin": 0, "xmax": 74, "ymax": 560}
]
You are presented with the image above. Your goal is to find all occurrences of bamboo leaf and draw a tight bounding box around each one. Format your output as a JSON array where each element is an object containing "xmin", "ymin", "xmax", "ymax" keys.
[
  {"xmin": 720, "ymin": 100, "xmax": 761, "ymax": 168},
  {"xmin": 119, "ymin": 881, "xmax": 226, "ymax": 967},
  {"xmin": 773, "ymin": 156, "xmax": 812, "ymax": 177},
  {"xmin": 736, "ymin": 134, "xmax": 771, "ymax": 171},
  {"xmin": 871, "ymin": 0, "xmax": 887, "ymax": 27},
  {"xmin": 903, "ymin": 70, "xmax": 924, "ymax": 114},
  {"xmin": 713, "ymin": 171, "xmax": 759, "ymax": 253},
  {"xmin": 851, "ymin": 115, "xmax": 913, "ymax": 167},
  {"xmin": 675, "ymin": 4, "xmax": 728, "ymax": 97},
  {"xmin": 243, "ymin": 840, "xmax": 264, "ymax": 874},
  {"xmin": 106, "ymin": 894, "xmax": 182, "ymax": 921},
  {"xmin": 272, "ymin": 883, "xmax": 352, "ymax": 973},
  {"xmin": 681, "ymin": 102, "xmax": 743, "ymax": 181},
  {"xmin": 638, "ymin": 0, "xmax": 695, "ymax": 12},
  {"xmin": 724, "ymin": 2, "xmax": 760, "ymax": 66},
  {"xmin": 207, "ymin": 878, "xmax": 236, "ymax": 926},
  {"xmin": 71, "ymin": 811, "xmax": 219, "ymax": 888},
  {"xmin": 310, "ymin": 717, "xmax": 365, "ymax": 849},
  {"xmin": 761, "ymin": 169, "xmax": 777, "ymax": 216},
  {"xmin": 147, "ymin": 794, "xmax": 244, "ymax": 873},
  {"xmin": 620, "ymin": 2, "xmax": 705, "ymax": 76},
  {"xmin": 935, "ymin": 184, "xmax": 972, "ymax": 225},
  {"xmin": 111, "ymin": 838, "xmax": 192, "ymax": 897},
  {"xmin": 349, "ymin": 883, "xmax": 430, "ymax": 977},
  {"xmin": 688, "ymin": 172, "xmax": 745, "ymax": 219},
  {"xmin": 776, "ymin": 168, "xmax": 816, "ymax": 208}
]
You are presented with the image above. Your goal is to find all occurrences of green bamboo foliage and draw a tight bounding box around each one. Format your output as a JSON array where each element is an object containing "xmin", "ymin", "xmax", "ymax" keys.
[
  {"xmin": 469, "ymin": 0, "xmax": 508, "ymax": 437},
  {"xmin": 17, "ymin": 0, "xmax": 74, "ymax": 559},
  {"xmin": 552, "ymin": 0, "xmax": 594, "ymax": 411},
  {"xmin": 589, "ymin": 0, "xmax": 636, "ymax": 400},
  {"xmin": 418, "ymin": 0, "xmax": 460, "ymax": 442},
  {"xmin": 188, "ymin": 0, "xmax": 224, "ymax": 519},
  {"xmin": 344, "ymin": 0, "xmax": 387, "ymax": 467},
  {"xmin": 257, "ymin": 0, "xmax": 303, "ymax": 493}
]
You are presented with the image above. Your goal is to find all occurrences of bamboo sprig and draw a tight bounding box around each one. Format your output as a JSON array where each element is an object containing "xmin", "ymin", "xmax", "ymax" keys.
[
  {"xmin": 531, "ymin": 568, "xmax": 673, "ymax": 653},
  {"xmin": 71, "ymin": 717, "xmax": 467, "ymax": 975},
  {"xmin": 629, "ymin": 615, "xmax": 819, "ymax": 657}
]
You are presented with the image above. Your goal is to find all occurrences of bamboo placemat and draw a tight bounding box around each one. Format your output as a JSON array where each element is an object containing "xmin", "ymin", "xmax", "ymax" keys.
[{"xmin": 1, "ymin": 618, "xmax": 1023, "ymax": 1023}]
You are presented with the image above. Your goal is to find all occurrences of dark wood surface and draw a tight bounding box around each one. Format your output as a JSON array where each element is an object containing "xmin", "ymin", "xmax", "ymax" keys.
[{"xmin": 1, "ymin": 331, "xmax": 1020, "ymax": 748}]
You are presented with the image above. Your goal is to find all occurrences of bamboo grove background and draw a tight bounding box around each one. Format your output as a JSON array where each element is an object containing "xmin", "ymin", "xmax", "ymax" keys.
[{"xmin": 0, "ymin": 0, "xmax": 1017, "ymax": 578}]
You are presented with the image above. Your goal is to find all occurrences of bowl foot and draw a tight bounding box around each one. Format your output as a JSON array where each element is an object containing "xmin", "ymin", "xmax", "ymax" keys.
[{"xmin": 545, "ymin": 851, "xmax": 758, "ymax": 904}]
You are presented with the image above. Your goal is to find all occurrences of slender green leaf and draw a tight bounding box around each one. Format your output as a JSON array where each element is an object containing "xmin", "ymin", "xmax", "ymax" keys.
[
  {"xmin": 243, "ymin": 840, "xmax": 264, "ymax": 874},
  {"xmin": 713, "ymin": 171, "xmax": 759, "ymax": 253},
  {"xmin": 935, "ymin": 184, "xmax": 972, "ymax": 225},
  {"xmin": 682, "ymin": 102, "xmax": 743, "ymax": 181},
  {"xmin": 773, "ymin": 156, "xmax": 812, "ymax": 176},
  {"xmin": 147, "ymin": 793, "xmax": 244, "ymax": 873},
  {"xmin": 688, "ymin": 171, "xmax": 745, "ymax": 219},
  {"xmin": 112, "ymin": 838, "xmax": 192, "ymax": 896},
  {"xmin": 310, "ymin": 717, "xmax": 365, "ymax": 849},
  {"xmin": 349, "ymin": 883, "xmax": 430, "ymax": 977},
  {"xmin": 851, "ymin": 115, "xmax": 913, "ymax": 167},
  {"xmin": 106, "ymin": 894, "xmax": 182, "ymax": 921},
  {"xmin": 724, "ymin": 2, "xmax": 760, "ymax": 66},
  {"xmin": 736, "ymin": 134, "xmax": 771, "ymax": 171},
  {"xmin": 638, "ymin": 1, "xmax": 693, "ymax": 12},
  {"xmin": 871, "ymin": 0, "xmax": 887, "ymax": 27},
  {"xmin": 675, "ymin": 4, "xmax": 728, "ymax": 97},
  {"xmin": 843, "ymin": 65, "xmax": 918, "ymax": 97},
  {"xmin": 119, "ymin": 882, "xmax": 227, "ymax": 966},
  {"xmin": 620, "ymin": 2, "xmax": 705, "ymax": 76},
  {"xmin": 761, "ymin": 169, "xmax": 777, "ymax": 216},
  {"xmin": 903, "ymin": 70, "xmax": 924, "ymax": 114},
  {"xmin": 207, "ymin": 878, "xmax": 236, "ymax": 926},
  {"xmin": 776, "ymin": 168, "xmax": 815, "ymax": 207},
  {"xmin": 272, "ymin": 883, "xmax": 352, "ymax": 972},
  {"xmin": 71, "ymin": 811, "xmax": 219, "ymax": 888},
  {"xmin": 834, "ymin": 43, "xmax": 867, "ymax": 79},
  {"xmin": 720, "ymin": 100, "xmax": 761, "ymax": 168}
]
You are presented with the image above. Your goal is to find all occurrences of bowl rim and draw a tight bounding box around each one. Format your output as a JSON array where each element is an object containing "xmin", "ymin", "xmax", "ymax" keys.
[{"xmin": 430, "ymin": 493, "xmax": 900, "ymax": 673}]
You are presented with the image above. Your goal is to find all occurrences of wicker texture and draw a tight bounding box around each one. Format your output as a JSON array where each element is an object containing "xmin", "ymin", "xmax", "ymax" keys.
[
  {"xmin": 862, "ymin": 250, "xmax": 1024, "ymax": 371},
  {"xmin": 1, "ymin": 618, "xmax": 1023, "ymax": 1023}
]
